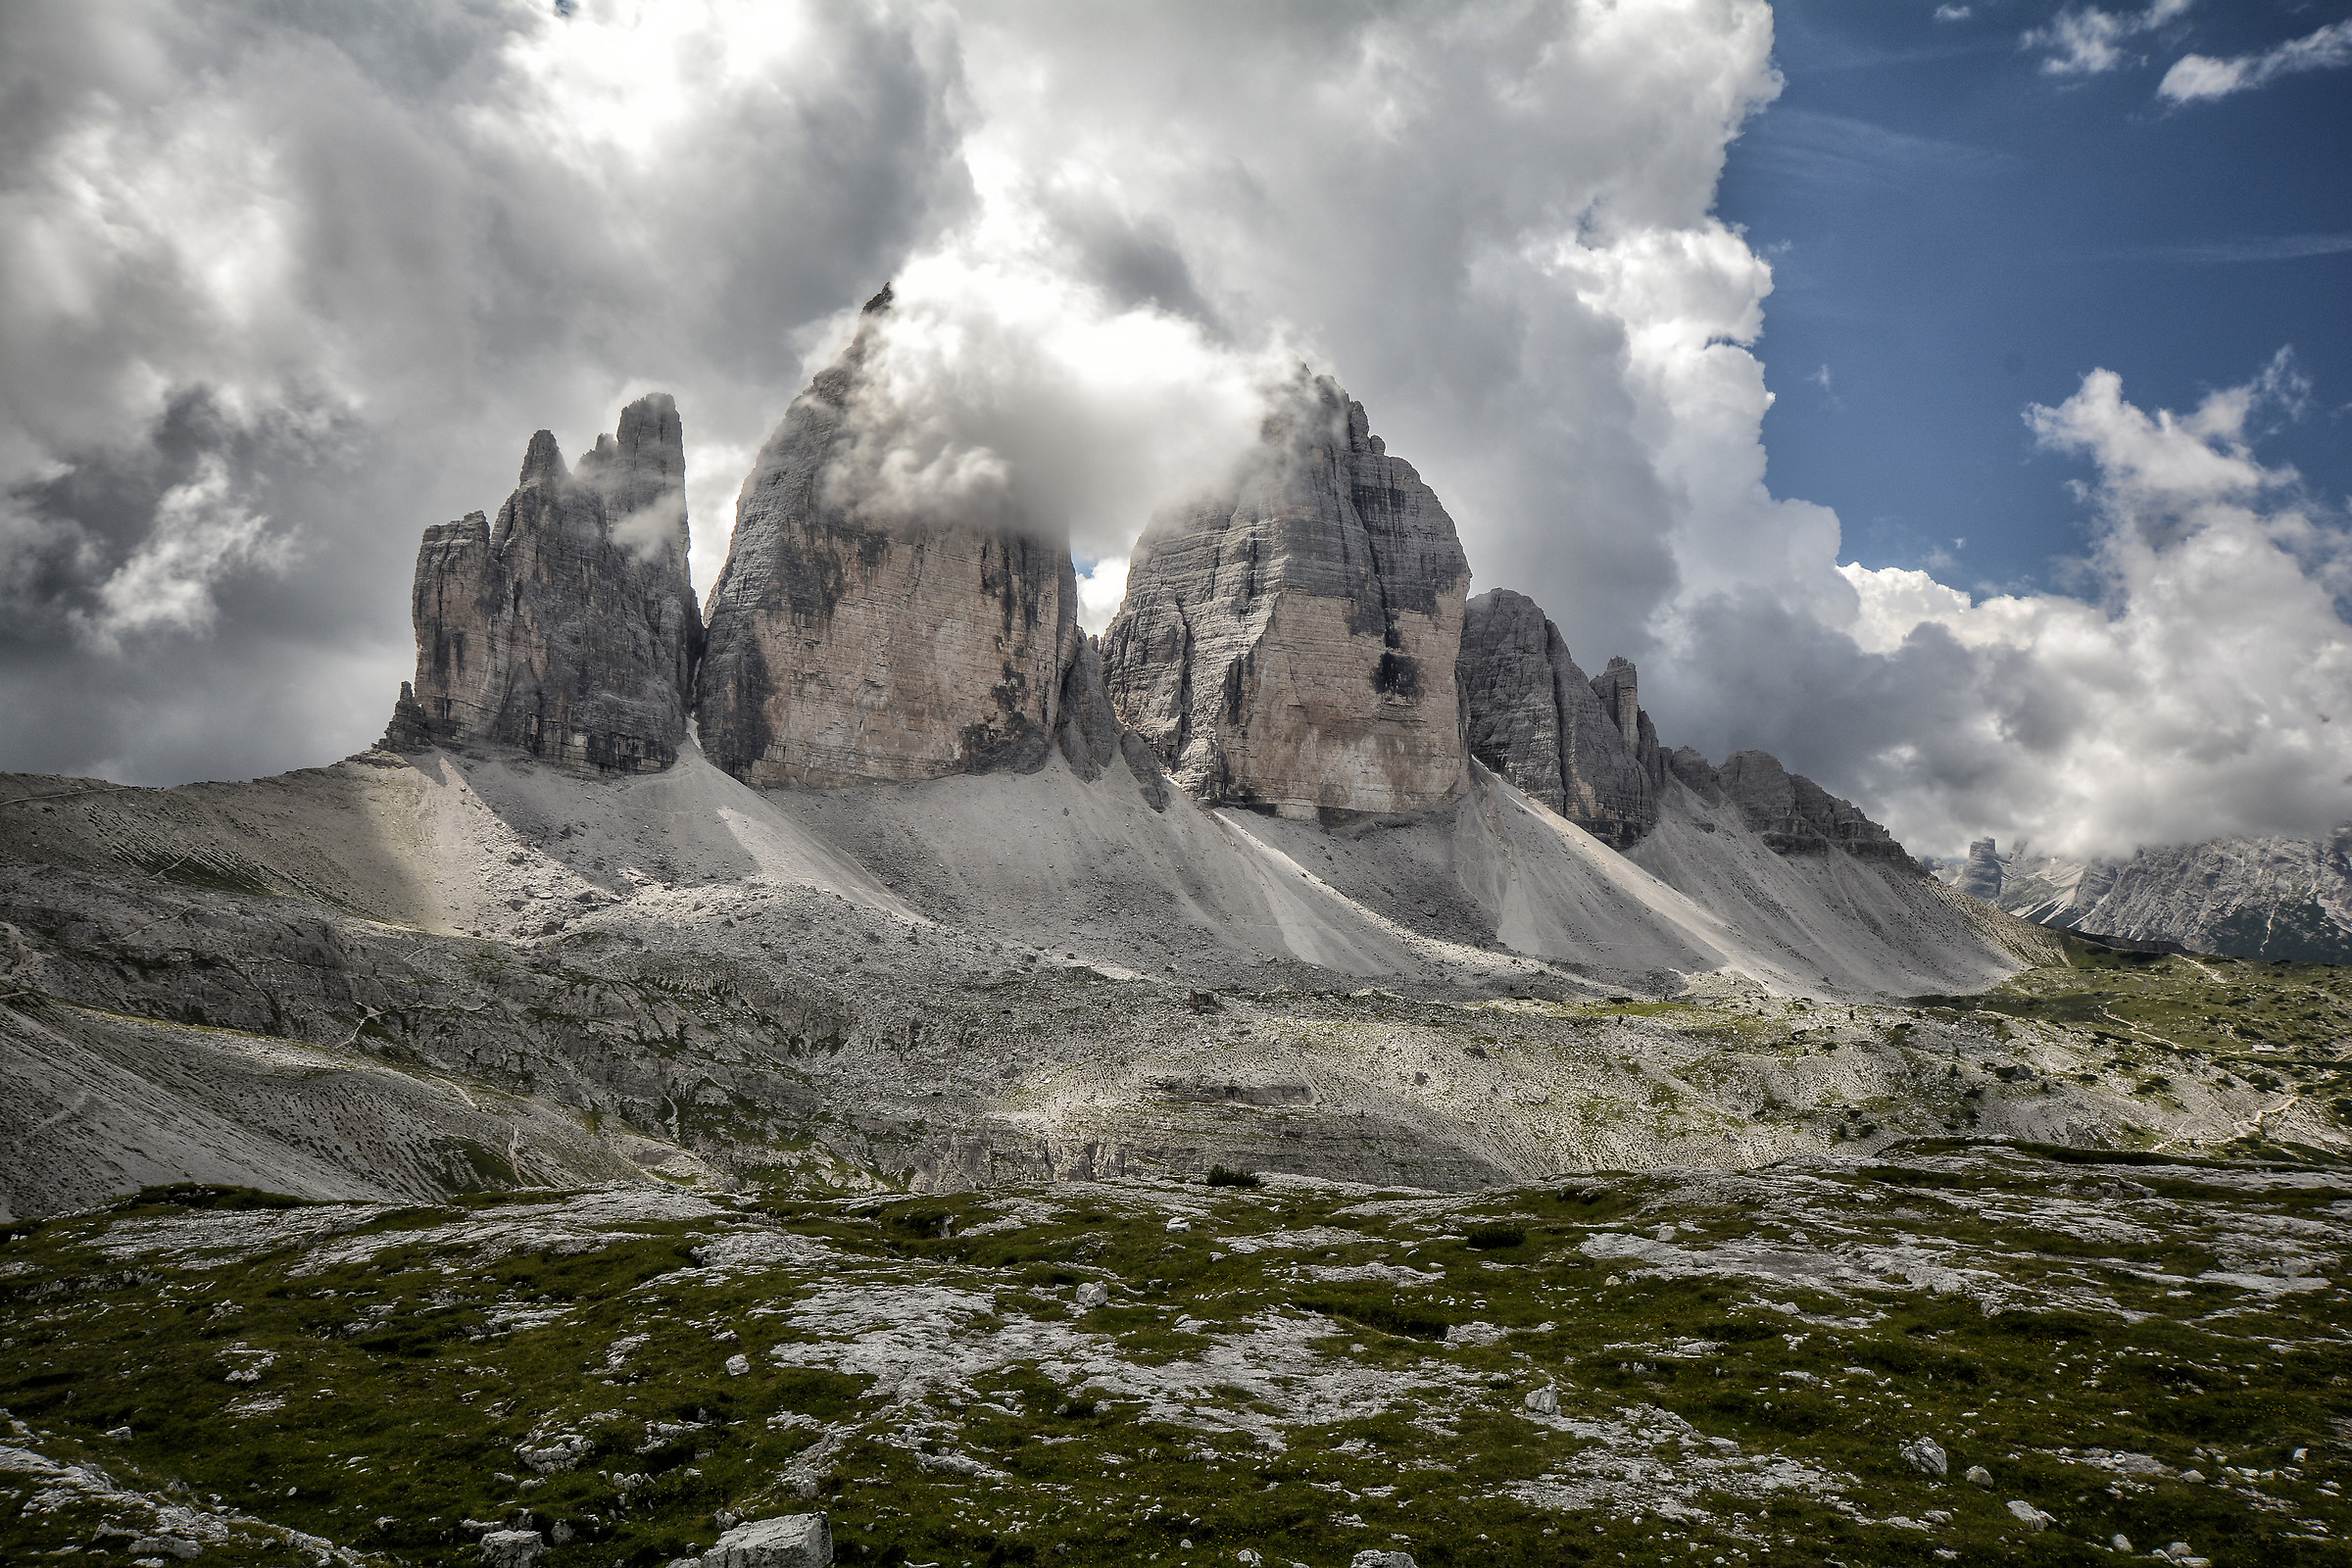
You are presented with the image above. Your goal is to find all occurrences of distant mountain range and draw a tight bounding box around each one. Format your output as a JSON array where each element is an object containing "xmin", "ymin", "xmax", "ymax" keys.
[{"xmin": 1929, "ymin": 831, "xmax": 2352, "ymax": 963}]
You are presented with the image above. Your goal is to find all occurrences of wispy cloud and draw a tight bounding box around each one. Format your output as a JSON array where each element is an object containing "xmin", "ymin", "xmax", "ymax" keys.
[
  {"xmin": 2160, "ymin": 18, "xmax": 2352, "ymax": 103},
  {"xmin": 1935, "ymin": 5, "xmax": 1973, "ymax": 21},
  {"xmin": 2025, "ymin": 0, "xmax": 2194, "ymax": 77},
  {"xmin": 2122, "ymin": 233, "xmax": 2352, "ymax": 264},
  {"xmin": 1740, "ymin": 108, "xmax": 2015, "ymax": 192}
]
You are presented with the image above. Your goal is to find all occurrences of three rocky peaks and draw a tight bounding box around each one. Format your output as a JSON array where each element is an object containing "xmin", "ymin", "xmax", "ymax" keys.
[{"xmin": 388, "ymin": 292, "xmax": 1908, "ymax": 864}]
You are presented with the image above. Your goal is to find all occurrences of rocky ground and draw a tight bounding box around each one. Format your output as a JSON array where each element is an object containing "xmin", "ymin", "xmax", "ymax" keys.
[{"xmin": 3, "ymin": 1135, "xmax": 2347, "ymax": 1568}]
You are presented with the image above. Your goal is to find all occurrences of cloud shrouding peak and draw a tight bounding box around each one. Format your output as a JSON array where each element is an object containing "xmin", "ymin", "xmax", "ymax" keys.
[
  {"xmin": 2160, "ymin": 19, "xmax": 2352, "ymax": 103},
  {"xmin": 0, "ymin": 0, "xmax": 2346, "ymax": 865}
]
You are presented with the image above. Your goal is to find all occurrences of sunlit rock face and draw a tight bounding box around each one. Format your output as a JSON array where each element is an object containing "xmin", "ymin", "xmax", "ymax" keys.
[
  {"xmin": 695, "ymin": 292, "xmax": 1090, "ymax": 789},
  {"xmin": 1457, "ymin": 588, "xmax": 1662, "ymax": 849},
  {"xmin": 1101, "ymin": 372, "xmax": 1471, "ymax": 819},
  {"xmin": 389, "ymin": 393, "xmax": 702, "ymax": 772}
]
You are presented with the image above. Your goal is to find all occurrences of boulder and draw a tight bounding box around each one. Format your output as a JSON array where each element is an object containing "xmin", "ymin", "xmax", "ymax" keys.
[
  {"xmin": 2003, "ymin": 1500, "xmax": 2053, "ymax": 1531},
  {"xmin": 514, "ymin": 1434, "xmax": 590, "ymax": 1473},
  {"xmin": 392, "ymin": 394, "xmax": 703, "ymax": 772},
  {"xmin": 1964, "ymin": 1465, "xmax": 1992, "ymax": 1488},
  {"xmin": 127, "ymin": 1539, "xmax": 199, "ymax": 1560},
  {"xmin": 1456, "ymin": 588, "xmax": 1661, "ymax": 847},
  {"xmin": 1073, "ymin": 1281, "xmax": 1109, "ymax": 1309},
  {"xmin": 725, "ymin": 1353, "xmax": 751, "ymax": 1377},
  {"xmin": 480, "ymin": 1529, "xmax": 547, "ymax": 1568},
  {"xmin": 1898, "ymin": 1436, "xmax": 1948, "ymax": 1477},
  {"xmin": 1102, "ymin": 370, "xmax": 1471, "ymax": 818},
  {"xmin": 696, "ymin": 289, "xmax": 1087, "ymax": 789},
  {"xmin": 702, "ymin": 1512, "xmax": 832, "ymax": 1568},
  {"xmin": 1523, "ymin": 1387, "xmax": 1560, "ymax": 1415},
  {"xmin": 1351, "ymin": 1553, "xmax": 1417, "ymax": 1568}
]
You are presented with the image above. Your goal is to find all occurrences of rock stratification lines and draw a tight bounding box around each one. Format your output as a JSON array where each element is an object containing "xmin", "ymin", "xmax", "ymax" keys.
[
  {"xmin": 1456, "ymin": 587, "xmax": 1665, "ymax": 848},
  {"xmin": 389, "ymin": 392, "xmax": 703, "ymax": 773},
  {"xmin": 693, "ymin": 291, "xmax": 1093, "ymax": 789},
  {"xmin": 1102, "ymin": 372, "xmax": 1473, "ymax": 819}
]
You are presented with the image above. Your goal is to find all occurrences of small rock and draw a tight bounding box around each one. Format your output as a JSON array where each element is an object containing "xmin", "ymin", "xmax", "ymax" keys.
[
  {"xmin": 725, "ymin": 1354, "xmax": 751, "ymax": 1377},
  {"xmin": 2003, "ymin": 1500, "xmax": 2053, "ymax": 1531},
  {"xmin": 1524, "ymin": 1388, "xmax": 1560, "ymax": 1416},
  {"xmin": 1351, "ymin": 1552, "xmax": 1416, "ymax": 1568},
  {"xmin": 2111, "ymin": 1535, "xmax": 2132, "ymax": 1552},
  {"xmin": 481, "ymin": 1529, "xmax": 547, "ymax": 1568},
  {"xmin": 1074, "ymin": 1282, "xmax": 1109, "ymax": 1309},
  {"xmin": 1898, "ymin": 1436, "xmax": 1948, "ymax": 1478},
  {"xmin": 1444, "ymin": 1321, "xmax": 1505, "ymax": 1347},
  {"xmin": 514, "ymin": 1435, "xmax": 592, "ymax": 1474},
  {"xmin": 1166, "ymin": 1217, "xmax": 1193, "ymax": 1233},
  {"xmin": 551, "ymin": 1521, "xmax": 575, "ymax": 1544},
  {"xmin": 702, "ymin": 1512, "xmax": 833, "ymax": 1568},
  {"xmin": 1964, "ymin": 1465, "xmax": 1992, "ymax": 1488},
  {"xmin": 127, "ymin": 1539, "xmax": 200, "ymax": 1560},
  {"xmin": 2178, "ymin": 1469, "xmax": 2204, "ymax": 1484}
]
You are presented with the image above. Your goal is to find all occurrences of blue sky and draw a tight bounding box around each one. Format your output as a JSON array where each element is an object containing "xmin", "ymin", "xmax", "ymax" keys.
[{"xmin": 1721, "ymin": 0, "xmax": 2352, "ymax": 593}]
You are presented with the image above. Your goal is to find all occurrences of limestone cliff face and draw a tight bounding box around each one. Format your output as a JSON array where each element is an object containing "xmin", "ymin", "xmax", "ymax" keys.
[
  {"xmin": 1456, "ymin": 588, "xmax": 1662, "ymax": 848},
  {"xmin": 1957, "ymin": 837, "xmax": 2005, "ymax": 902},
  {"xmin": 390, "ymin": 394, "xmax": 703, "ymax": 771},
  {"xmin": 1710, "ymin": 750, "xmax": 1917, "ymax": 868},
  {"xmin": 696, "ymin": 299, "xmax": 1088, "ymax": 789},
  {"xmin": 1101, "ymin": 373, "xmax": 1471, "ymax": 818}
]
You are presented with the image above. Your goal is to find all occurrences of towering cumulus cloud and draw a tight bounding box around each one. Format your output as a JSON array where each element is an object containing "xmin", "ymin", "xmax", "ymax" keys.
[{"xmin": 2, "ymin": 1, "xmax": 2346, "ymax": 863}]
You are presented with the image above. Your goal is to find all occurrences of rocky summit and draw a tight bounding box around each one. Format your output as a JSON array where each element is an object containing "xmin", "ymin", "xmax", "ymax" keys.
[
  {"xmin": 695, "ymin": 291, "xmax": 1100, "ymax": 790},
  {"xmin": 1102, "ymin": 372, "xmax": 1472, "ymax": 818},
  {"xmin": 1936, "ymin": 829, "xmax": 2352, "ymax": 962},
  {"xmin": 1457, "ymin": 588, "xmax": 1662, "ymax": 848},
  {"xmin": 388, "ymin": 393, "xmax": 703, "ymax": 773}
]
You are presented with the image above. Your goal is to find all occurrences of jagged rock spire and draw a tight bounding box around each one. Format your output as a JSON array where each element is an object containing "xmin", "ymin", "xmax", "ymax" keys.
[
  {"xmin": 387, "ymin": 392, "xmax": 703, "ymax": 772},
  {"xmin": 1101, "ymin": 370, "xmax": 1472, "ymax": 819}
]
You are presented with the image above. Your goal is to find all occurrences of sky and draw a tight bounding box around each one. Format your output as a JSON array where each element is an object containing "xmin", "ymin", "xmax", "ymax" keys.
[{"xmin": 1, "ymin": 0, "xmax": 2347, "ymax": 862}]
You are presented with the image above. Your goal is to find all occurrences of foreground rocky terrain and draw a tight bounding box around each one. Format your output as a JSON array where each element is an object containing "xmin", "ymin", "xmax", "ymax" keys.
[
  {"xmin": 1932, "ymin": 836, "xmax": 2352, "ymax": 965},
  {"xmin": 4, "ymin": 1125, "xmax": 2349, "ymax": 1567}
]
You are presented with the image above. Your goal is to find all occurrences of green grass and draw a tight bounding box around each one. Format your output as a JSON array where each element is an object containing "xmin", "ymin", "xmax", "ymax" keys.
[{"xmin": 4, "ymin": 1146, "xmax": 2349, "ymax": 1568}]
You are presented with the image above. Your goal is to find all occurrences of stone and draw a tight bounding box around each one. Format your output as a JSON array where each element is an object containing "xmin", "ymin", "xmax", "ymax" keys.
[
  {"xmin": 2112, "ymin": 1536, "xmax": 2132, "ymax": 1553},
  {"xmin": 1102, "ymin": 370, "xmax": 1471, "ymax": 818},
  {"xmin": 725, "ymin": 1353, "xmax": 751, "ymax": 1377},
  {"xmin": 514, "ymin": 1434, "xmax": 590, "ymax": 1473},
  {"xmin": 1074, "ymin": 1281, "xmax": 1109, "ymax": 1309},
  {"xmin": 392, "ymin": 394, "xmax": 703, "ymax": 772},
  {"xmin": 1524, "ymin": 1387, "xmax": 1560, "ymax": 1415},
  {"xmin": 2003, "ymin": 1499, "xmax": 2053, "ymax": 1531},
  {"xmin": 1965, "ymin": 1465, "xmax": 1992, "ymax": 1488},
  {"xmin": 1898, "ymin": 1436, "xmax": 1948, "ymax": 1477},
  {"xmin": 696, "ymin": 293, "xmax": 1086, "ymax": 789},
  {"xmin": 104, "ymin": 1425, "xmax": 131, "ymax": 1440},
  {"xmin": 128, "ymin": 1539, "xmax": 200, "ymax": 1560},
  {"xmin": 1166, "ymin": 1216, "xmax": 1192, "ymax": 1233},
  {"xmin": 1350, "ymin": 1552, "xmax": 1416, "ymax": 1568},
  {"xmin": 480, "ymin": 1529, "xmax": 548, "ymax": 1568},
  {"xmin": 1957, "ymin": 838, "xmax": 2003, "ymax": 902},
  {"xmin": 1713, "ymin": 750, "xmax": 1917, "ymax": 868},
  {"xmin": 1455, "ymin": 589, "xmax": 1659, "ymax": 848},
  {"xmin": 696, "ymin": 1504, "xmax": 827, "ymax": 1568},
  {"xmin": 1443, "ymin": 1321, "xmax": 1505, "ymax": 1347}
]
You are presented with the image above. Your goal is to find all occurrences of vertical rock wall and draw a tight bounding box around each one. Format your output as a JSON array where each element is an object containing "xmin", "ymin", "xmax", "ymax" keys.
[
  {"xmin": 1456, "ymin": 588, "xmax": 1661, "ymax": 848},
  {"xmin": 390, "ymin": 394, "xmax": 702, "ymax": 772},
  {"xmin": 695, "ymin": 298, "xmax": 1088, "ymax": 789},
  {"xmin": 1101, "ymin": 373, "xmax": 1471, "ymax": 818}
]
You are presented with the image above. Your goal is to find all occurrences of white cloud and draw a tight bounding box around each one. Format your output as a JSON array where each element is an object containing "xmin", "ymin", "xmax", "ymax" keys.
[
  {"xmin": 1827, "ymin": 355, "xmax": 2352, "ymax": 858},
  {"xmin": 2025, "ymin": 0, "xmax": 2194, "ymax": 76},
  {"xmin": 74, "ymin": 454, "xmax": 289, "ymax": 650},
  {"xmin": 1935, "ymin": 5, "xmax": 1973, "ymax": 21},
  {"xmin": 2160, "ymin": 19, "xmax": 2352, "ymax": 103}
]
